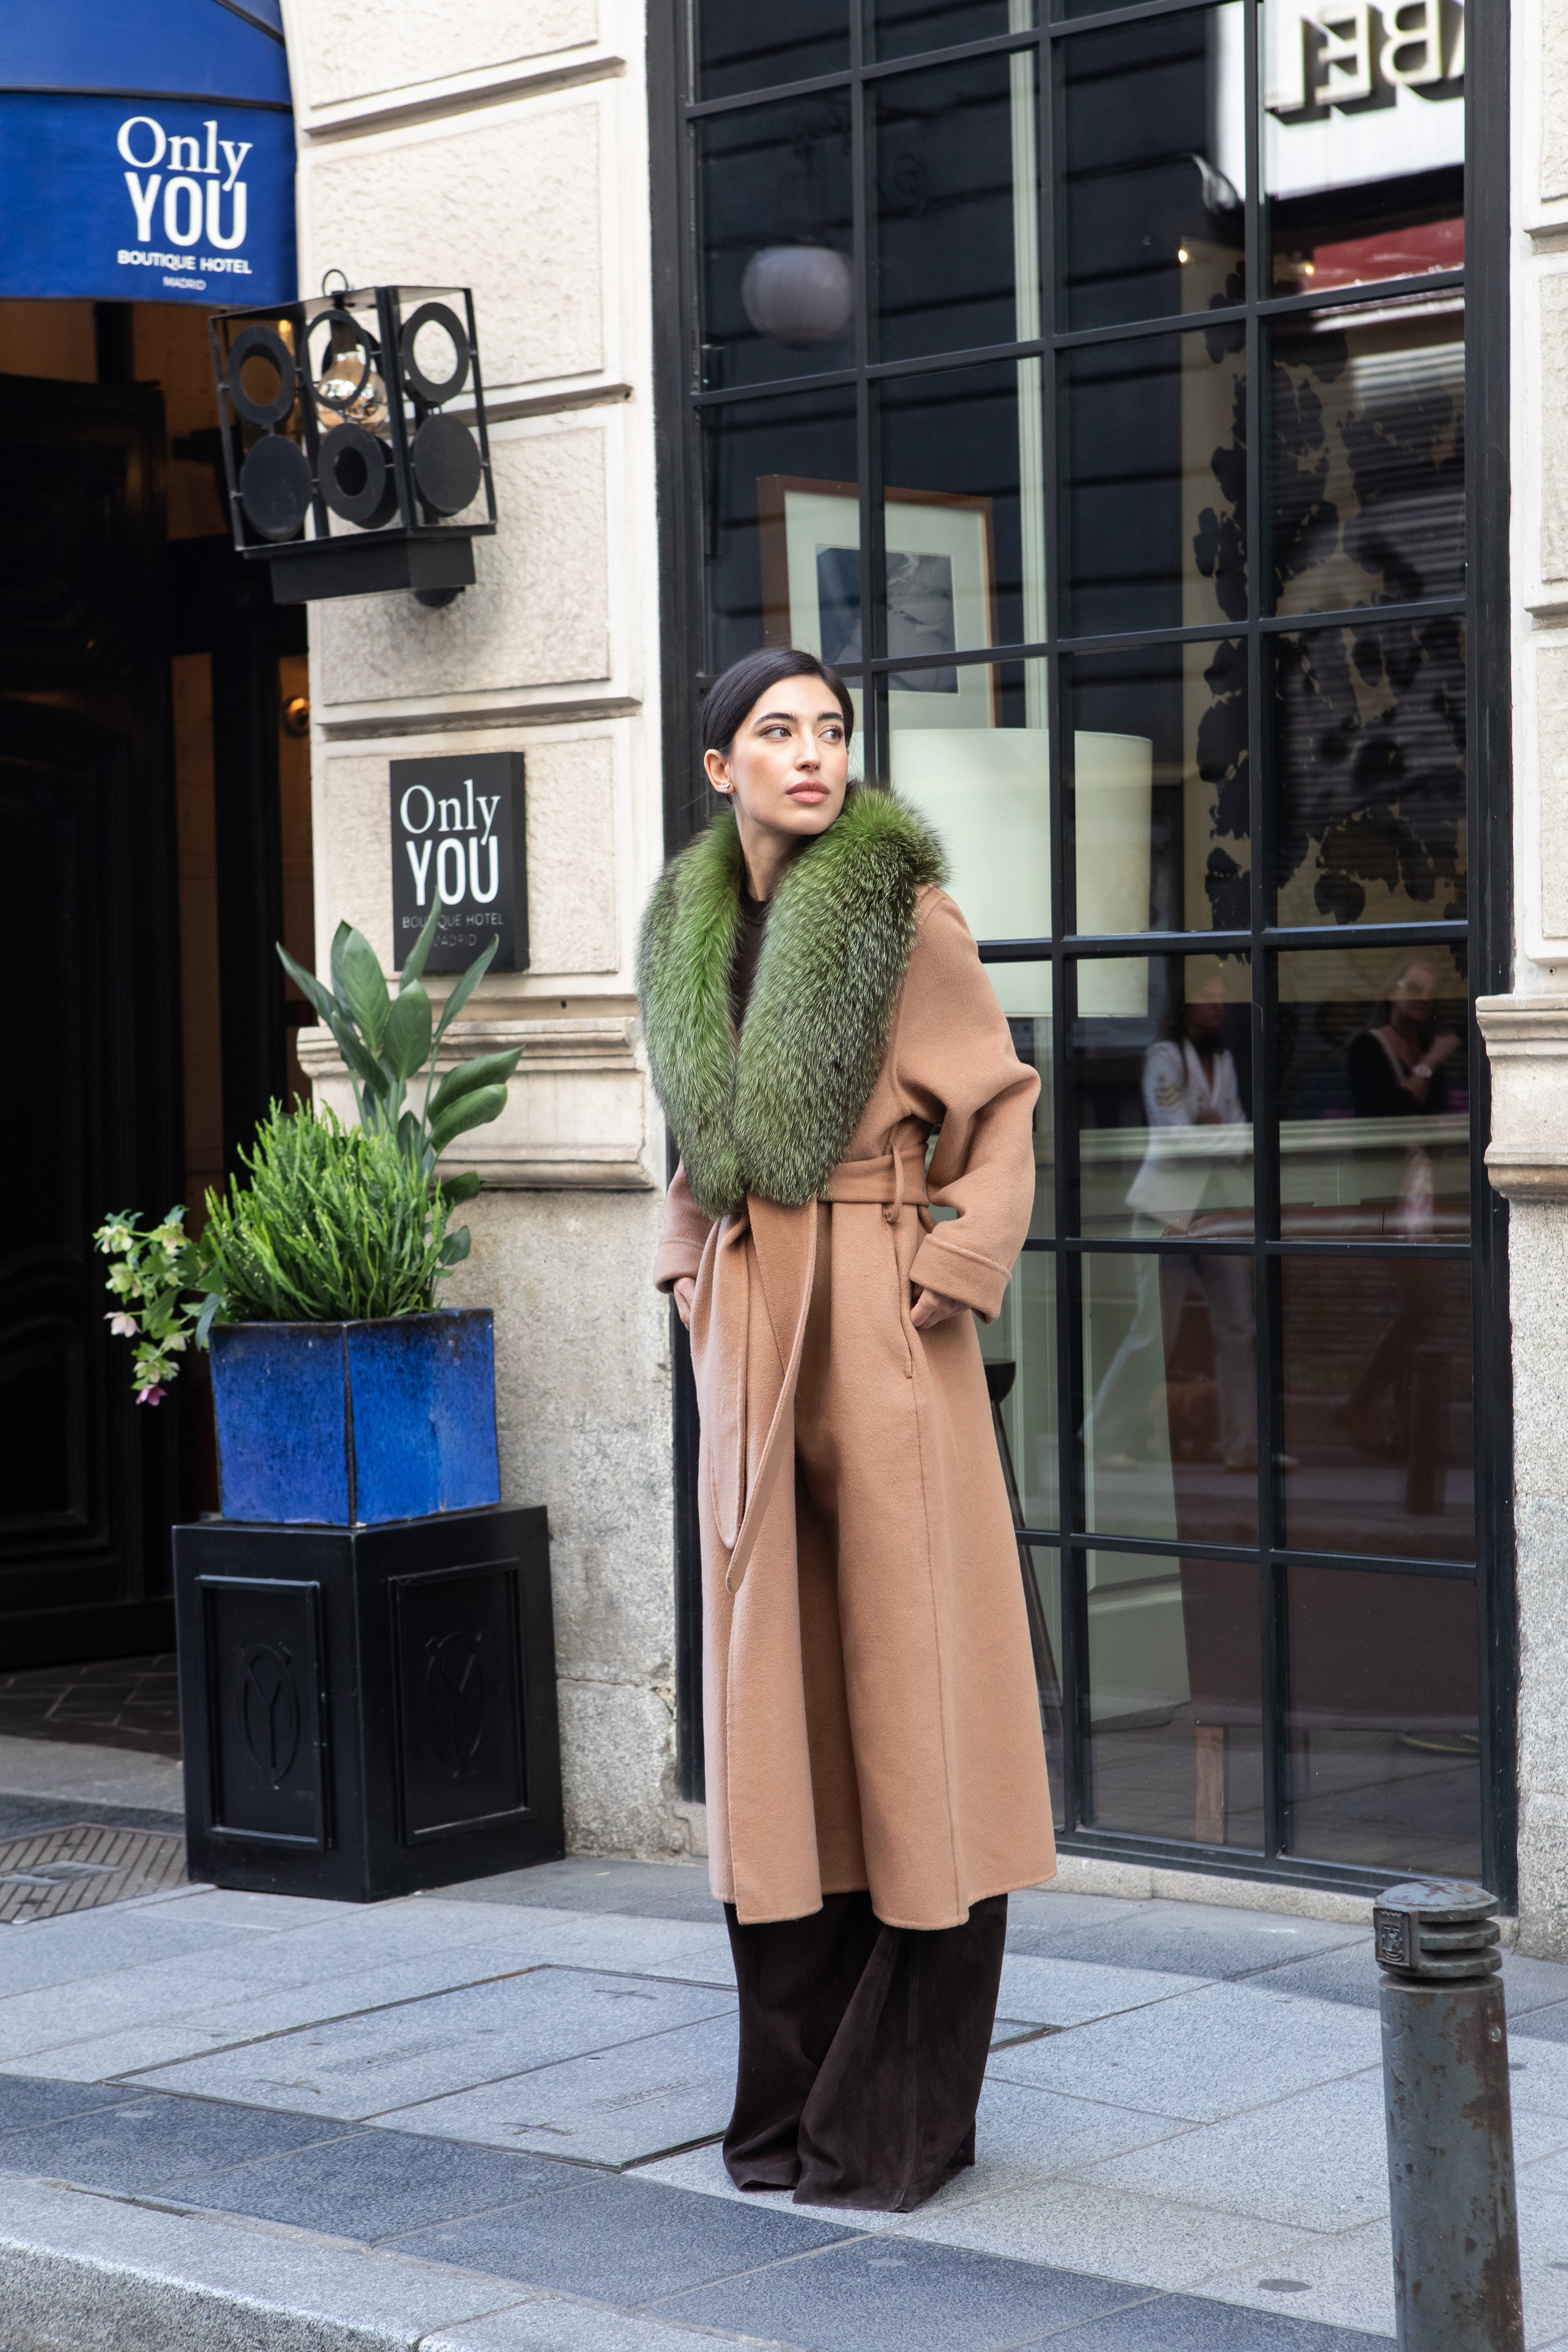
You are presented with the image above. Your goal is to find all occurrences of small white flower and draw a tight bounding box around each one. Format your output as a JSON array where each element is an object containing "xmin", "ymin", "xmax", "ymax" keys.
[{"xmin": 106, "ymin": 1312, "xmax": 139, "ymax": 1338}]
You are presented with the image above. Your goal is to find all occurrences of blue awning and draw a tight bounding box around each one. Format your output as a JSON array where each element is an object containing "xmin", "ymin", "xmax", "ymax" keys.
[{"xmin": 0, "ymin": 0, "xmax": 296, "ymax": 306}]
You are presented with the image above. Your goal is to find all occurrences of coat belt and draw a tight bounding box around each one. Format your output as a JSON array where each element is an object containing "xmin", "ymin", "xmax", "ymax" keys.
[{"xmin": 717, "ymin": 1142, "xmax": 928, "ymax": 1597}]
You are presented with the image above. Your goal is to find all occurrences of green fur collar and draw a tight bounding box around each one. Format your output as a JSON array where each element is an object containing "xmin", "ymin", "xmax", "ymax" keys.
[{"xmin": 637, "ymin": 787, "xmax": 948, "ymax": 1220}]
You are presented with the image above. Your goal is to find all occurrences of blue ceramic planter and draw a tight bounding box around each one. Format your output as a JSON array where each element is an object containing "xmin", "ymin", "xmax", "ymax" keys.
[{"xmin": 209, "ymin": 1309, "xmax": 501, "ymax": 1526}]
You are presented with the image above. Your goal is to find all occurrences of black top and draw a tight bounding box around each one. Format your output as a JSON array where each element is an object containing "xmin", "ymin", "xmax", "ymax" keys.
[
  {"xmin": 1347, "ymin": 1029, "xmax": 1448, "ymax": 1119},
  {"xmin": 730, "ymin": 888, "xmax": 770, "ymax": 1028}
]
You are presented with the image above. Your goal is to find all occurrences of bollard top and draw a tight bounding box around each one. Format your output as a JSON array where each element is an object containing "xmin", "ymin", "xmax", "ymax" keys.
[{"xmin": 1374, "ymin": 1878, "xmax": 1501, "ymax": 1981}]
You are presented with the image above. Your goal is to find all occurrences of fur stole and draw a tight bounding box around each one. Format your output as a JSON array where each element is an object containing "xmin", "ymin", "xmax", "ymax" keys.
[{"xmin": 637, "ymin": 787, "xmax": 949, "ymax": 1220}]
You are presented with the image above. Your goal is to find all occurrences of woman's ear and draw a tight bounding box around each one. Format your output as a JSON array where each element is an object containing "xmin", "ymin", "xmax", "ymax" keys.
[{"xmin": 704, "ymin": 746, "xmax": 733, "ymax": 796}]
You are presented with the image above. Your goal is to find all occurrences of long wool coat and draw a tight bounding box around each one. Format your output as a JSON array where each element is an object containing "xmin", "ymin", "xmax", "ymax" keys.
[{"xmin": 639, "ymin": 788, "xmax": 1056, "ymax": 1928}]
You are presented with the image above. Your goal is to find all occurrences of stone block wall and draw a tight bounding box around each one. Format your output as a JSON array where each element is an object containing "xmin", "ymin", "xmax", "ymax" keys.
[{"xmin": 280, "ymin": 0, "xmax": 693, "ymax": 1860}]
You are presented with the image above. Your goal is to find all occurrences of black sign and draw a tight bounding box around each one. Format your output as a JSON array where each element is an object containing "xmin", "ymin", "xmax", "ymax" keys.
[{"xmin": 390, "ymin": 752, "xmax": 528, "ymax": 973}]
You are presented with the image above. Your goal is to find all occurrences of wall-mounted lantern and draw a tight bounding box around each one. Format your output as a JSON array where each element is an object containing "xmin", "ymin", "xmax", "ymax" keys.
[{"xmin": 208, "ymin": 280, "xmax": 496, "ymax": 605}]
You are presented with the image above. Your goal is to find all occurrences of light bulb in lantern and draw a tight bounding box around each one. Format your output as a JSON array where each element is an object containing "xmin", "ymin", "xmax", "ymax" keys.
[
  {"xmin": 312, "ymin": 310, "xmax": 389, "ymax": 433},
  {"xmin": 740, "ymin": 244, "xmax": 855, "ymax": 349}
]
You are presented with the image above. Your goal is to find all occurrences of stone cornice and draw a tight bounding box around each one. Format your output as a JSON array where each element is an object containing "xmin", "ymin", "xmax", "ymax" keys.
[{"xmin": 1477, "ymin": 994, "xmax": 1568, "ymax": 1199}]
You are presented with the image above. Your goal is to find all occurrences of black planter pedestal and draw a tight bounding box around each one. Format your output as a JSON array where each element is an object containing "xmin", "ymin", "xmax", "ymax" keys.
[{"xmin": 174, "ymin": 1507, "xmax": 563, "ymax": 1902}]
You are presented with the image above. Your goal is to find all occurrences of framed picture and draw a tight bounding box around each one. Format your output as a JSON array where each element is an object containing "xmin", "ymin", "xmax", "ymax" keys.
[{"xmin": 757, "ymin": 475, "xmax": 997, "ymax": 731}]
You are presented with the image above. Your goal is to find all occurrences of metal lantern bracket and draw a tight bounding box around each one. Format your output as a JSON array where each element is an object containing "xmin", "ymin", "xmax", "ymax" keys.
[{"xmin": 208, "ymin": 283, "xmax": 497, "ymax": 606}]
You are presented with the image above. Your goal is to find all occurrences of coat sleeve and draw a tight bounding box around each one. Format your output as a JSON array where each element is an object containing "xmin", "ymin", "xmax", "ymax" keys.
[
  {"xmin": 894, "ymin": 889, "xmax": 1040, "ymax": 1323},
  {"xmin": 653, "ymin": 1159, "xmax": 714, "ymax": 1295}
]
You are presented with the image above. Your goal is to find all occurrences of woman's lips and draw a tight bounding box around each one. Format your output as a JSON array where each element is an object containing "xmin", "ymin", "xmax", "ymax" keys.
[{"xmin": 788, "ymin": 784, "xmax": 828, "ymax": 803}]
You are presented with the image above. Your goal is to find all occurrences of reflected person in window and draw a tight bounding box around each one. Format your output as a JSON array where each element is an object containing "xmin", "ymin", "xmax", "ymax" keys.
[
  {"xmin": 638, "ymin": 646, "xmax": 1053, "ymax": 2213},
  {"xmin": 1089, "ymin": 977, "xmax": 1256, "ymax": 1477}
]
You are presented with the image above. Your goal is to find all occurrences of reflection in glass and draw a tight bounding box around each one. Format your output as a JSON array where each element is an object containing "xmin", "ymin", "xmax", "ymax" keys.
[
  {"xmin": 1263, "ymin": 0, "xmax": 1463, "ymax": 297},
  {"xmin": 702, "ymin": 389, "xmax": 857, "ymax": 680},
  {"xmin": 874, "ymin": 0, "xmax": 1031, "ymax": 64},
  {"xmin": 1057, "ymin": 7, "xmax": 1245, "ymax": 332},
  {"xmin": 1074, "ymin": 954, "xmax": 1252, "ymax": 1238},
  {"xmin": 873, "ymin": 52, "xmax": 1036, "ymax": 363},
  {"xmin": 1273, "ymin": 619, "xmax": 1466, "ymax": 928},
  {"xmin": 1067, "ymin": 642, "xmax": 1248, "ymax": 937},
  {"xmin": 697, "ymin": 0, "xmax": 850, "ymax": 101},
  {"xmin": 888, "ymin": 674, "xmax": 1049, "ymax": 946},
  {"xmin": 878, "ymin": 362, "xmax": 1030, "ymax": 654},
  {"xmin": 1083, "ymin": 1252, "xmax": 1258, "ymax": 1547},
  {"xmin": 1281, "ymin": 1255, "xmax": 1474, "ymax": 1561},
  {"xmin": 1272, "ymin": 303, "xmax": 1464, "ymax": 614},
  {"xmin": 1276, "ymin": 946, "xmax": 1470, "ymax": 1239},
  {"xmin": 1061, "ymin": 330, "xmax": 1247, "ymax": 640},
  {"xmin": 1084, "ymin": 1551, "xmax": 1263, "ymax": 1849},
  {"xmin": 698, "ymin": 98, "xmax": 854, "ymax": 391},
  {"xmin": 1286, "ymin": 1566, "xmax": 1480, "ymax": 1875},
  {"xmin": 983, "ymin": 1247, "xmax": 1058, "ymax": 1532},
  {"xmin": 1023, "ymin": 1546, "xmax": 1067, "ymax": 1826}
]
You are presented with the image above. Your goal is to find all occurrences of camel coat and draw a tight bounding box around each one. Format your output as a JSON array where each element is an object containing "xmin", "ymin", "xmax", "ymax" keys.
[{"xmin": 653, "ymin": 884, "xmax": 1057, "ymax": 1928}]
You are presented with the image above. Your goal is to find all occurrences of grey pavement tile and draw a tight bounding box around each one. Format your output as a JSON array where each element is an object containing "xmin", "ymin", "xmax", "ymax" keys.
[
  {"xmin": 1509, "ymin": 2034, "xmax": 1568, "ymax": 2121},
  {"xmin": 1199, "ymin": 2218, "xmax": 1398, "ymax": 2340},
  {"xmin": 1236, "ymin": 1943, "xmax": 1382, "ymax": 2012},
  {"xmin": 644, "ymin": 2079, "xmax": 1187, "ymax": 2218},
  {"xmin": 174, "ymin": 2124, "xmax": 577, "ymax": 2239},
  {"xmin": 0, "ymin": 1791, "xmax": 185, "ymax": 1841},
  {"xmin": 390, "ymin": 2171, "xmax": 858, "ymax": 2305},
  {"xmin": 884, "ymin": 2172, "xmax": 1320, "ymax": 2290},
  {"xmin": 0, "ymin": 1906, "xmax": 272, "ymax": 1999},
  {"xmin": 990, "ymin": 1981, "xmax": 1381, "ymax": 2122},
  {"xmin": 427, "ymin": 2302, "xmax": 732, "ymax": 2352},
  {"xmin": 1004, "ymin": 1901, "xmax": 1369, "ymax": 1985},
  {"xmin": 387, "ymin": 2011, "xmax": 739, "ymax": 2166},
  {"xmin": 654, "ymin": 2234, "xmax": 1141, "ymax": 2351},
  {"xmin": 0, "ymin": 2173, "xmax": 532, "ymax": 2348},
  {"xmin": 430, "ymin": 1859, "xmax": 722, "ymax": 1925},
  {"xmin": 1514, "ymin": 2001, "xmax": 1568, "ymax": 2046},
  {"xmin": 0, "ymin": 2071, "xmax": 140, "ymax": 2132},
  {"xmin": 1007, "ymin": 1890, "xmax": 1147, "ymax": 1940},
  {"xmin": 997, "ymin": 1954, "xmax": 1208, "ymax": 2029},
  {"xmin": 1504, "ymin": 1954, "xmax": 1568, "ymax": 2017},
  {"xmin": 127, "ymin": 1968, "xmax": 736, "ymax": 2120},
  {"xmin": 0, "ymin": 2088, "xmax": 347, "ymax": 2191},
  {"xmin": 1070, "ymin": 2072, "xmax": 1389, "ymax": 2233},
  {"xmin": 1033, "ymin": 2289, "xmax": 1394, "ymax": 2348}
]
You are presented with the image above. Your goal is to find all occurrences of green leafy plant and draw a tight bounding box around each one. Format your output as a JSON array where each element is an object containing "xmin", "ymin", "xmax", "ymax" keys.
[
  {"xmin": 277, "ymin": 895, "xmax": 520, "ymax": 1218},
  {"xmin": 94, "ymin": 1209, "xmax": 217, "ymax": 1406}
]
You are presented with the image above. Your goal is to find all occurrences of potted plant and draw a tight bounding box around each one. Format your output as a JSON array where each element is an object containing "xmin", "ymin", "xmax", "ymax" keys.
[
  {"xmin": 97, "ymin": 899, "xmax": 519, "ymax": 1526},
  {"xmin": 96, "ymin": 902, "xmax": 562, "ymax": 1902}
]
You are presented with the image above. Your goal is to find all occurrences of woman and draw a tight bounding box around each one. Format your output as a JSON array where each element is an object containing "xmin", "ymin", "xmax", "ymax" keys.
[{"xmin": 637, "ymin": 646, "xmax": 1054, "ymax": 2215}]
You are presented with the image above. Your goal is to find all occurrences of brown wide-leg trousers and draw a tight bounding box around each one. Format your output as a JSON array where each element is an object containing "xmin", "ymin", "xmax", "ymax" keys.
[{"xmin": 721, "ymin": 1888, "xmax": 1008, "ymax": 2212}]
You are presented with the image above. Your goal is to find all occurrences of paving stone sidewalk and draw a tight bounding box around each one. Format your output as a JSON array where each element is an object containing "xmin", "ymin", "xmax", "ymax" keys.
[{"xmin": 3, "ymin": 1764, "xmax": 1568, "ymax": 2348}]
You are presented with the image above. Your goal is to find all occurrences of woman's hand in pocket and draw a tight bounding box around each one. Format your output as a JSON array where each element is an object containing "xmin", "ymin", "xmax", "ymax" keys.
[{"xmin": 909, "ymin": 1285, "xmax": 965, "ymax": 1332}]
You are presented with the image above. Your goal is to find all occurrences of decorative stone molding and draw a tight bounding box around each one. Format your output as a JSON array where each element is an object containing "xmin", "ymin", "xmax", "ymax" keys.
[
  {"xmin": 1477, "ymin": 994, "xmax": 1568, "ymax": 1197},
  {"xmin": 296, "ymin": 1014, "xmax": 656, "ymax": 1190}
]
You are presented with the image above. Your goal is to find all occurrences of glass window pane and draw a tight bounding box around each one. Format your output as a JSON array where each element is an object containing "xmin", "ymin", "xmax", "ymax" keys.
[
  {"xmin": 1082, "ymin": 1252, "xmax": 1258, "ymax": 1544},
  {"xmin": 1286, "ymin": 1566, "xmax": 1480, "ymax": 1876},
  {"xmin": 1263, "ymin": 0, "xmax": 1464, "ymax": 298},
  {"xmin": 888, "ymin": 665, "xmax": 1050, "ymax": 942},
  {"xmin": 1280, "ymin": 1254, "xmax": 1473, "ymax": 1560},
  {"xmin": 1276, "ymin": 945, "xmax": 1471, "ymax": 1240},
  {"xmin": 702, "ymin": 388, "xmax": 858, "ymax": 680},
  {"xmin": 1273, "ymin": 618, "xmax": 1466, "ymax": 927},
  {"xmin": 872, "ymin": 52, "xmax": 1038, "ymax": 365},
  {"xmin": 874, "ymin": 0, "xmax": 1032, "ymax": 64},
  {"xmin": 983, "ymin": 1248, "xmax": 1058, "ymax": 1529},
  {"xmin": 697, "ymin": 0, "xmax": 850, "ymax": 101},
  {"xmin": 1058, "ymin": 6, "xmax": 1246, "ymax": 333},
  {"xmin": 1084, "ymin": 1550, "xmax": 1263, "ymax": 1849},
  {"xmin": 1061, "ymin": 329, "xmax": 1247, "ymax": 639},
  {"xmin": 877, "ymin": 360, "xmax": 1037, "ymax": 654},
  {"xmin": 1271, "ymin": 300, "xmax": 1464, "ymax": 615},
  {"xmin": 1067, "ymin": 642, "xmax": 1249, "ymax": 936},
  {"xmin": 697, "ymin": 97, "xmax": 854, "ymax": 391},
  {"xmin": 1072, "ymin": 951, "xmax": 1253, "ymax": 1240},
  {"xmin": 1023, "ymin": 1544, "xmax": 1067, "ymax": 1826}
]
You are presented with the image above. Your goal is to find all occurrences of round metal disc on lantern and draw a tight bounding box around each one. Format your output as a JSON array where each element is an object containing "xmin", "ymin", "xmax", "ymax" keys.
[
  {"xmin": 412, "ymin": 413, "xmax": 482, "ymax": 518},
  {"xmin": 318, "ymin": 421, "xmax": 400, "ymax": 530},
  {"xmin": 740, "ymin": 244, "xmax": 854, "ymax": 348},
  {"xmin": 237, "ymin": 433, "xmax": 314, "ymax": 541}
]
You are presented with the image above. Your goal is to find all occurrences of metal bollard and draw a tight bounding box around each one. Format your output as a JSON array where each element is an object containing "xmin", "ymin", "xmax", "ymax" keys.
[{"xmin": 1376, "ymin": 1877, "xmax": 1524, "ymax": 2351}]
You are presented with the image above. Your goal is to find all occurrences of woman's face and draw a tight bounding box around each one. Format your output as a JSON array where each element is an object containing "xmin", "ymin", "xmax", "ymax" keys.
[{"xmin": 704, "ymin": 675, "xmax": 851, "ymax": 843}]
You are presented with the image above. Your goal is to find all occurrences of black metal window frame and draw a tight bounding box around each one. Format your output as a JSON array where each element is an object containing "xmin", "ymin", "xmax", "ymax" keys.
[{"xmin": 650, "ymin": 0, "xmax": 1515, "ymax": 1904}]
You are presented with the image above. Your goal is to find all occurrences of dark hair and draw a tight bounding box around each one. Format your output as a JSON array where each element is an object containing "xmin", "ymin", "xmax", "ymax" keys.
[{"xmin": 701, "ymin": 647, "xmax": 855, "ymax": 759}]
